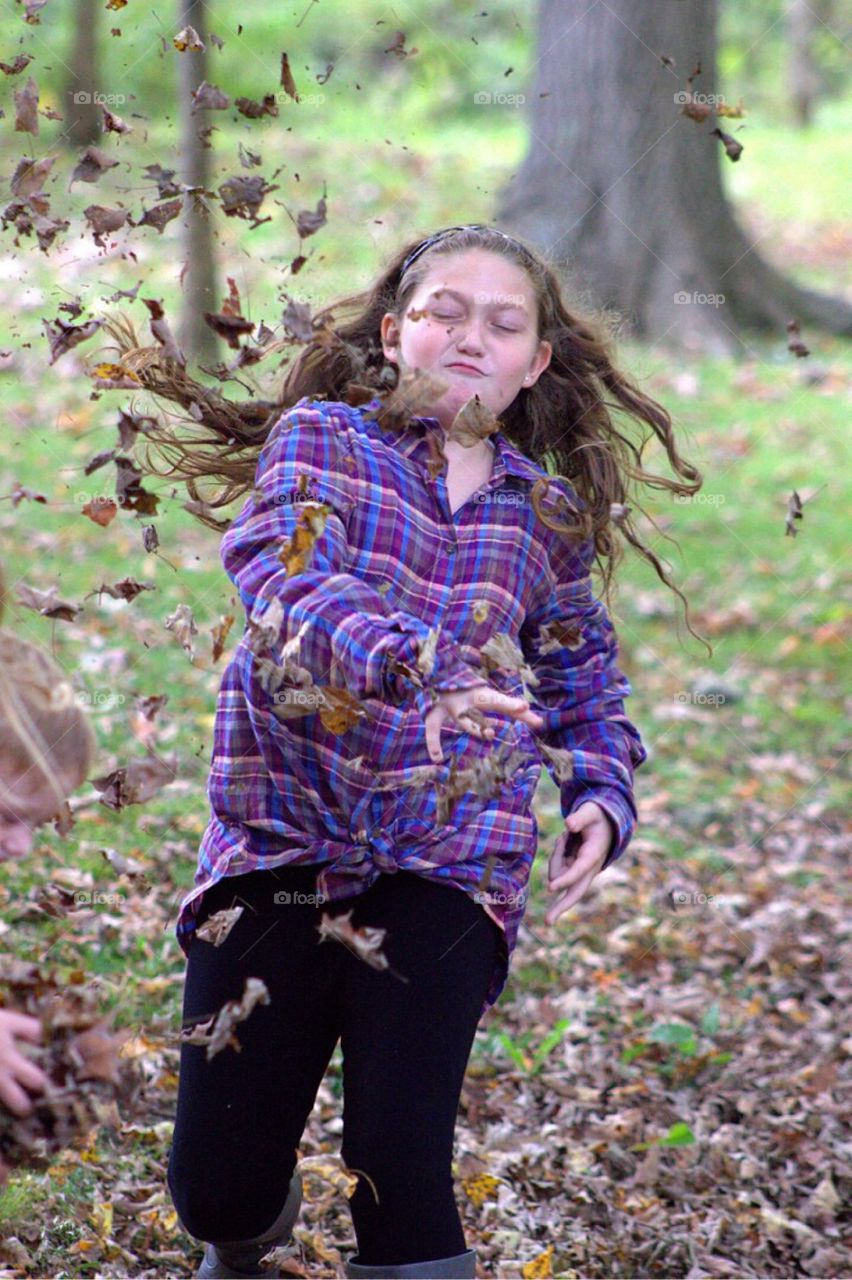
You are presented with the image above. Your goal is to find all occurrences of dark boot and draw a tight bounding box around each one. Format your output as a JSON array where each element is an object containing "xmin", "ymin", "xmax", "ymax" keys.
[
  {"xmin": 344, "ymin": 1248, "xmax": 477, "ymax": 1278},
  {"xmin": 195, "ymin": 1169, "xmax": 303, "ymax": 1278}
]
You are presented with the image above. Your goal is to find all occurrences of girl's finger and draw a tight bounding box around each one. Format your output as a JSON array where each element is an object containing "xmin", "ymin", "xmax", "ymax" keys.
[
  {"xmin": 2, "ymin": 1013, "xmax": 42, "ymax": 1041},
  {"xmin": 0, "ymin": 1076, "xmax": 34, "ymax": 1117},
  {"xmin": 425, "ymin": 709, "xmax": 446, "ymax": 762},
  {"xmin": 12, "ymin": 1057, "xmax": 49, "ymax": 1094},
  {"xmin": 545, "ymin": 873, "xmax": 595, "ymax": 925}
]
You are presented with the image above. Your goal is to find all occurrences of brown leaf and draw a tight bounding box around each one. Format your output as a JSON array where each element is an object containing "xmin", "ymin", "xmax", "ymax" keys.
[
  {"xmin": 135, "ymin": 197, "xmax": 183, "ymax": 234},
  {"xmin": 0, "ymin": 55, "xmax": 34, "ymax": 75},
  {"xmin": 141, "ymin": 297, "xmax": 185, "ymax": 364},
  {"xmin": 101, "ymin": 106, "xmax": 131, "ymax": 135},
  {"xmin": 710, "ymin": 127, "xmax": 743, "ymax": 162},
  {"xmin": 10, "ymin": 154, "xmax": 54, "ymax": 197},
  {"xmin": 91, "ymin": 748, "xmax": 179, "ymax": 811},
  {"xmin": 134, "ymin": 693, "xmax": 168, "ymax": 722},
  {"xmin": 90, "ymin": 577, "xmax": 156, "ymax": 602},
  {"xmin": 317, "ymin": 686, "xmax": 365, "ymax": 734},
  {"xmin": 785, "ymin": 489, "xmax": 803, "ymax": 537},
  {"xmin": 218, "ymin": 174, "xmax": 278, "ymax": 225},
  {"xmin": 83, "ymin": 204, "xmax": 129, "ymax": 246},
  {"xmin": 13, "ymin": 75, "xmax": 39, "ymax": 135},
  {"xmin": 280, "ymin": 52, "xmax": 300, "ymax": 102},
  {"xmin": 164, "ymin": 603, "xmax": 198, "ymax": 659},
  {"xmin": 235, "ymin": 94, "xmax": 279, "ymax": 120},
  {"xmin": 785, "ymin": 318, "xmax": 810, "ymax": 358},
  {"xmin": 296, "ymin": 193, "xmax": 328, "ymax": 240},
  {"xmin": 211, "ymin": 613, "xmax": 235, "ymax": 663},
  {"xmin": 275, "ymin": 501, "xmax": 333, "ymax": 578},
  {"xmin": 174, "ymin": 25, "xmax": 205, "ymax": 52},
  {"xmin": 9, "ymin": 482, "xmax": 48, "ymax": 506},
  {"xmin": 317, "ymin": 910, "xmax": 397, "ymax": 974},
  {"xmin": 179, "ymin": 977, "xmax": 270, "ymax": 1059},
  {"xmin": 196, "ymin": 906, "xmax": 244, "ymax": 947},
  {"xmin": 82, "ymin": 497, "xmax": 118, "ymax": 527},
  {"xmin": 191, "ymin": 80, "xmax": 231, "ymax": 112},
  {"xmin": 15, "ymin": 582, "xmax": 83, "ymax": 621},
  {"xmin": 43, "ymin": 315, "xmax": 104, "ymax": 364},
  {"xmin": 372, "ymin": 359, "xmax": 450, "ymax": 435},
  {"xmin": 67, "ymin": 1025, "xmax": 125, "ymax": 1085},
  {"xmin": 446, "ymin": 394, "xmax": 500, "ymax": 449},
  {"xmin": 70, "ymin": 146, "xmax": 120, "ymax": 185}
]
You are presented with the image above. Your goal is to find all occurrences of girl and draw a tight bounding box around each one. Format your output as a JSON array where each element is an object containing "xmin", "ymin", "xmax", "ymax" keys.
[
  {"xmin": 0, "ymin": 564, "xmax": 97, "ymax": 1116},
  {"xmin": 105, "ymin": 223, "xmax": 703, "ymax": 1279}
]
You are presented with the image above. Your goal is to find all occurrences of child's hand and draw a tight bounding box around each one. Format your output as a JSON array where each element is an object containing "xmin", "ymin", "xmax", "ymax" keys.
[
  {"xmin": 544, "ymin": 802, "xmax": 614, "ymax": 926},
  {"xmin": 424, "ymin": 684, "xmax": 545, "ymax": 764},
  {"xmin": 0, "ymin": 816, "xmax": 35, "ymax": 862},
  {"xmin": 0, "ymin": 1009, "xmax": 50, "ymax": 1116}
]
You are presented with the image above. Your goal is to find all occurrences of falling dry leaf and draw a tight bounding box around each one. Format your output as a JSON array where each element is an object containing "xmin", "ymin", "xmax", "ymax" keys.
[
  {"xmin": 179, "ymin": 977, "xmax": 270, "ymax": 1059},
  {"xmin": 196, "ymin": 906, "xmax": 244, "ymax": 947},
  {"xmin": 164, "ymin": 603, "xmax": 198, "ymax": 659}
]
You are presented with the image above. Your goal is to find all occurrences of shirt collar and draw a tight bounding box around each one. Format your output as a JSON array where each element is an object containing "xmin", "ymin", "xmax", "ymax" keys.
[{"xmin": 355, "ymin": 395, "xmax": 546, "ymax": 488}]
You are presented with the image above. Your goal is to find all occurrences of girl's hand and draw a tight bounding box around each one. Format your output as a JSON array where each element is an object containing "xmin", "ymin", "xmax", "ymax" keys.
[
  {"xmin": 0, "ymin": 1010, "xmax": 50, "ymax": 1116},
  {"xmin": 544, "ymin": 801, "xmax": 615, "ymax": 926},
  {"xmin": 0, "ymin": 817, "xmax": 35, "ymax": 862},
  {"xmin": 424, "ymin": 684, "xmax": 545, "ymax": 764}
]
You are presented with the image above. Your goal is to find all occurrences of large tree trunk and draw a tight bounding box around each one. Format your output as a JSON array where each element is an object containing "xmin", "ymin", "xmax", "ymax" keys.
[
  {"xmin": 63, "ymin": 0, "xmax": 101, "ymax": 147},
  {"xmin": 786, "ymin": 0, "xmax": 820, "ymax": 127},
  {"xmin": 495, "ymin": 0, "xmax": 852, "ymax": 356},
  {"xmin": 176, "ymin": 0, "xmax": 220, "ymax": 366}
]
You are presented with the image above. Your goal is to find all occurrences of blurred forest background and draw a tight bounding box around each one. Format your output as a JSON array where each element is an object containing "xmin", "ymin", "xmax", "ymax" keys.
[{"xmin": 0, "ymin": 0, "xmax": 849, "ymax": 1276}]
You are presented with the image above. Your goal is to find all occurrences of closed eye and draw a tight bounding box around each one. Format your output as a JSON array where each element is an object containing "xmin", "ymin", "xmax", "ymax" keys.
[{"xmin": 434, "ymin": 312, "xmax": 520, "ymax": 332}]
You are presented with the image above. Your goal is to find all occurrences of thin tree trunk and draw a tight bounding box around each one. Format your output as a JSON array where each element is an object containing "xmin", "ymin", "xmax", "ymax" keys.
[
  {"xmin": 176, "ymin": 0, "xmax": 220, "ymax": 366},
  {"xmin": 786, "ymin": 0, "xmax": 820, "ymax": 127},
  {"xmin": 63, "ymin": 0, "xmax": 101, "ymax": 147},
  {"xmin": 495, "ymin": 0, "xmax": 852, "ymax": 355}
]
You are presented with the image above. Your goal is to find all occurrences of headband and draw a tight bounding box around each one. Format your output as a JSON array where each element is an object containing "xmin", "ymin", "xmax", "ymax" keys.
[{"xmin": 399, "ymin": 223, "xmax": 535, "ymax": 277}]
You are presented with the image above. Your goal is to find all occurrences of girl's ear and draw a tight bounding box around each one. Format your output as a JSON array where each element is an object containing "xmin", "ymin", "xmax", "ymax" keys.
[{"xmin": 380, "ymin": 312, "xmax": 400, "ymax": 359}]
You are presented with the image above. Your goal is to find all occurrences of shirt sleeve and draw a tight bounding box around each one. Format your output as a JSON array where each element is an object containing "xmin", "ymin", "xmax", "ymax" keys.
[
  {"xmin": 220, "ymin": 402, "xmax": 486, "ymax": 706},
  {"xmin": 520, "ymin": 512, "xmax": 648, "ymax": 871}
]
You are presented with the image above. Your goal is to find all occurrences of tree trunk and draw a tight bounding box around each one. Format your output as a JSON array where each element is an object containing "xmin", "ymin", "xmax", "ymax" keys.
[
  {"xmin": 63, "ymin": 0, "xmax": 101, "ymax": 147},
  {"xmin": 494, "ymin": 0, "xmax": 852, "ymax": 356},
  {"xmin": 176, "ymin": 0, "xmax": 220, "ymax": 367},
  {"xmin": 786, "ymin": 0, "xmax": 820, "ymax": 127}
]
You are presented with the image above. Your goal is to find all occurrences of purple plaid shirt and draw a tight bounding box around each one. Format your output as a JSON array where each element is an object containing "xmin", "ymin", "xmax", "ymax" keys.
[{"xmin": 175, "ymin": 395, "xmax": 647, "ymax": 1014}]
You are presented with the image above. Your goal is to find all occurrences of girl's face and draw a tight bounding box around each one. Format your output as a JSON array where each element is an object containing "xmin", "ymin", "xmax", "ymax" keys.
[{"xmin": 381, "ymin": 248, "xmax": 552, "ymax": 432}]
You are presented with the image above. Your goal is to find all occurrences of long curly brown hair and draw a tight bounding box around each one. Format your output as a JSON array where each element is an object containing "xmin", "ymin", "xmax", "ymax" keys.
[{"xmin": 99, "ymin": 224, "xmax": 709, "ymax": 651}]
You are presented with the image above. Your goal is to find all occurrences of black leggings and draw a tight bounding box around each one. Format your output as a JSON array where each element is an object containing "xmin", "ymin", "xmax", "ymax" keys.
[{"xmin": 167, "ymin": 863, "xmax": 502, "ymax": 1267}]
